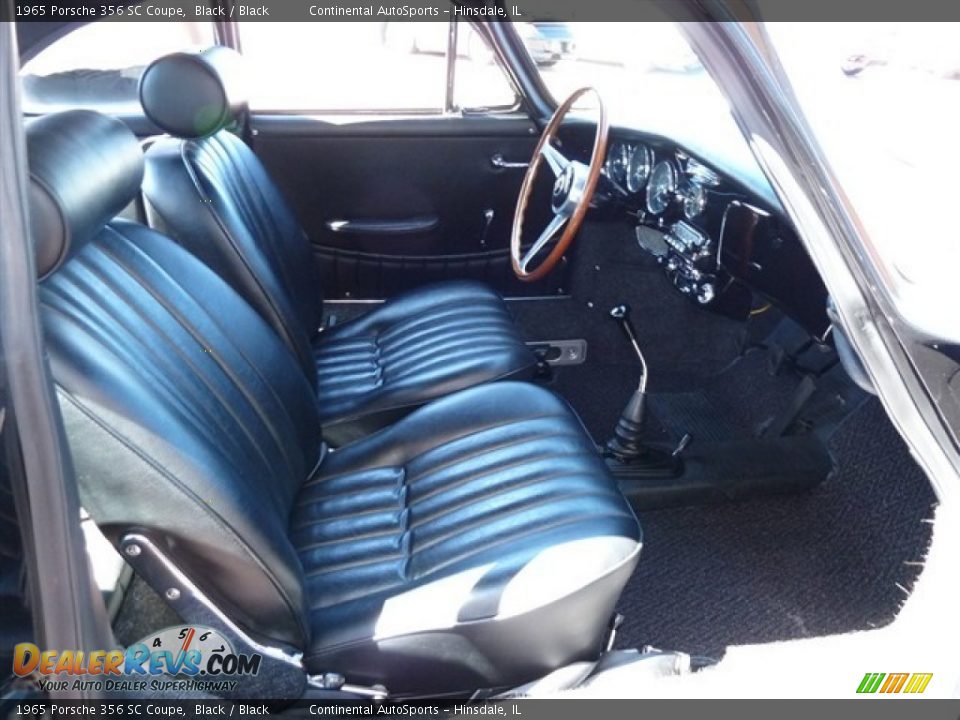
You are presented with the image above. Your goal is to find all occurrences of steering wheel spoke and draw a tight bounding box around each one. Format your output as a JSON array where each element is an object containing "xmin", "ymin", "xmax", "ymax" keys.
[
  {"xmin": 540, "ymin": 140, "xmax": 569, "ymax": 177},
  {"xmin": 520, "ymin": 212, "xmax": 569, "ymax": 273}
]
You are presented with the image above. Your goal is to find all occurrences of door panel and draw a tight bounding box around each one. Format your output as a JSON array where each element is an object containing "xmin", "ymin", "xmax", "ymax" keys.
[{"xmin": 250, "ymin": 114, "xmax": 564, "ymax": 299}]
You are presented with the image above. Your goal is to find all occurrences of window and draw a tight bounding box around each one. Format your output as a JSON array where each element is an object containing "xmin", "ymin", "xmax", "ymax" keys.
[
  {"xmin": 765, "ymin": 22, "xmax": 960, "ymax": 315},
  {"xmin": 20, "ymin": 21, "xmax": 215, "ymax": 113},
  {"xmin": 453, "ymin": 25, "xmax": 518, "ymax": 110},
  {"xmin": 239, "ymin": 21, "xmax": 516, "ymax": 113},
  {"xmin": 521, "ymin": 22, "xmax": 727, "ymax": 125}
]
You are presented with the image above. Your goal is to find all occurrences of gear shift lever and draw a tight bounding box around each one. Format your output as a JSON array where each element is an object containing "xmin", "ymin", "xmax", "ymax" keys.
[
  {"xmin": 609, "ymin": 304, "xmax": 648, "ymax": 392},
  {"xmin": 606, "ymin": 304, "xmax": 650, "ymax": 460},
  {"xmin": 605, "ymin": 304, "xmax": 682, "ymax": 477}
]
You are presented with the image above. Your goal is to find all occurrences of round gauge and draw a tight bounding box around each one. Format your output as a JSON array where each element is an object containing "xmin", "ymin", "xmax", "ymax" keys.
[
  {"xmin": 128, "ymin": 625, "xmax": 234, "ymax": 674},
  {"xmin": 646, "ymin": 160, "xmax": 677, "ymax": 214},
  {"xmin": 134, "ymin": 626, "xmax": 233, "ymax": 654},
  {"xmin": 681, "ymin": 180, "xmax": 707, "ymax": 219},
  {"xmin": 625, "ymin": 144, "xmax": 653, "ymax": 194},
  {"xmin": 604, "ymin": 143, "xmax": 631, "ymax": 187}
]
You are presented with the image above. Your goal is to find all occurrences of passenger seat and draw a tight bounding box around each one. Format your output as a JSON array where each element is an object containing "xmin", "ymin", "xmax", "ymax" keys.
[
  {"xmin": 28, "ymin": 110, "xmax": 641, "ymax": 697},
  {"xmin": 137, "ymin": 46, "xmax": 536, "ymax": 444}
]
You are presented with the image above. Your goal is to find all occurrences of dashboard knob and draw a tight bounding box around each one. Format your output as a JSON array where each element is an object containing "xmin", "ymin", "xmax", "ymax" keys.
[{"xmin": 696, "ymin": 283, "xmax": 715, "ymax": 304}]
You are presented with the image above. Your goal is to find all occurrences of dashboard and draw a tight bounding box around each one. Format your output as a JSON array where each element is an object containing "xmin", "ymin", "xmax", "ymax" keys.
[{"xmin": 593, "ymin": 133, "xmax": 829, "ymax": 337}]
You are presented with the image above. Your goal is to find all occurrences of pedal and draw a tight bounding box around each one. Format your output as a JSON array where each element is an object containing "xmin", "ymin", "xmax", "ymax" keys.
[{"xmin": 758, "ymin": 375, "xmax": 817, "ymax": 438}]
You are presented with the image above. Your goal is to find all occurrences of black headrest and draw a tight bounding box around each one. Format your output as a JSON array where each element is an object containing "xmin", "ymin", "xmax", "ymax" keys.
[
  {"xmin": 139, "ymin": 46, "xmax": 246, "ymax": 139},
  {"xmin": 27, "ymin": 110, "xmax": 144, "ymax": 279}
]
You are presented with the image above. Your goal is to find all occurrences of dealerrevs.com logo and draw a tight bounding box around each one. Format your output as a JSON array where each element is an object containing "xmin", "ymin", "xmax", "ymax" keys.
[
  {"xmin": 12, "ymin": 625, "xmax": 261, "ymax": 693},
  {"xmin": 856, "ymin": 672, "xmax": 933, "ymax": 694}
]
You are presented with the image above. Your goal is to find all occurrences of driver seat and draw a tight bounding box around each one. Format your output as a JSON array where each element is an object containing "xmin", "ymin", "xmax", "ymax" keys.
[{"xmin": 137, "ymin": 46, "xmax": 536, "ymax": 444}]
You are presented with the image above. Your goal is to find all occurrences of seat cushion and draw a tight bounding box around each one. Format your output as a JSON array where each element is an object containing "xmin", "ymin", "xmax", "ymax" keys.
[
  {"xmin": 292, "ymin": 382, "xmax": 641, "ymax": 696},
  {"xmin": 314, "ymin": 281, "xmax": 537, "ymax": 444}
]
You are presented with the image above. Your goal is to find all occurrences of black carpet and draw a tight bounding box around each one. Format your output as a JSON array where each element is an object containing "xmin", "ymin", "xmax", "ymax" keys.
[
  {"xmin": 647, "ymin": 392, "xmax": 738, "ymax": 443},
  {"xmin": 508, "ymin": 228, "xmax": 935, "ymax": 656},
  {"xmin": 113, "ymin": 575, "xmax": 181, "ymax": 647},
  {"xmin": 536, "ymin": 344, "xmax": 803, "ymax": 449},
  {"xmin": 112, "ymin": 222, "xmax": 936, "ymax": 661},
  {"xmin": 614, "ymin": 398, "xmax": 936, "ymax": 657}
]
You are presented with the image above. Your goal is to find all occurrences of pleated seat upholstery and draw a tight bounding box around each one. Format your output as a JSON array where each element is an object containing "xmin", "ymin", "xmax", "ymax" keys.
[
  {"xmin": 138, "ymin": 47, "xmax": 537, "ymax": 443},
  {"xmin": 28, "ymin": 108, "xmax": 641, "ymax": 698},
  {"xmin": 293, "ymin": 382, "xmax": 642, "ymax": 694},
  {"xmin": 313, "ymin": 281, "xmax": 535, "ymax": 441}
]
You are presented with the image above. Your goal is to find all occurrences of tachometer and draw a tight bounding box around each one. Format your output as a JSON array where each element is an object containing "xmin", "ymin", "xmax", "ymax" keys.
[
  {"xmin": 625, "ymin": 144, "xmax": 653, "ymax": 194},
  {"xmin": 646, "ymin": 160, "xmax": 677, "ymax": 214}
]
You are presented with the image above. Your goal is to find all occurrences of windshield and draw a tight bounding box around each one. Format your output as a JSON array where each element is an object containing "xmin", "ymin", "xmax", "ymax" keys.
[
  {"xmin": 527, "ymin": 23, "xmax": 725, "ymax": 126},
  {"xmin": 764, "ymin": 23, "xmax": 960, "ymax": 323},
  {"xmin": 522, "ymin": 22, "xmax": 770, "ymax": 201}
]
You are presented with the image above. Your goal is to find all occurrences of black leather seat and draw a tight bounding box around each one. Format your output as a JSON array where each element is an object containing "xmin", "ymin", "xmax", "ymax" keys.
[
  {"xmin": 28, "ymin": 110, "xmax": 641, "ymax": 696},
  {"xmin": 137, "ymin": 47, "xmax": 536, "ymax": 444}
]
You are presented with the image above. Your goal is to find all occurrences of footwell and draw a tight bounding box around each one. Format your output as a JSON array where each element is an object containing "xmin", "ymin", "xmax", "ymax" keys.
[{"xmin": 614, "ymin": 398, "xmax": 936, "ymax": 656}]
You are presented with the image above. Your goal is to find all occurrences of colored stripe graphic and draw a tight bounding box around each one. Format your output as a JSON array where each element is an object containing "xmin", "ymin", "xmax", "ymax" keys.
[
  {"xmin": 904, "ymin": 674, "xmax": 933, "ymax": 694},
  {"xmin": 857, "ymin": 673, "xmax": 885, "ymax": 693},
  {"xmin": 880, "ymin": 673, "xmax": 909, "ymax": 693},
  {"xmin": 857, "ymin": 672, "xmax": 932, "ymax": 694}
]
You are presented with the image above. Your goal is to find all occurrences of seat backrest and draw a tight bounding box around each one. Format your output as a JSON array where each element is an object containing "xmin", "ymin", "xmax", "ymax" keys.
[
  {"xmin": 138, "ymin": 46, "xmax": 321, "ymax": 385},
  {"xmin": 29, "ymin": 109, "xmax": 322, "ymax": 649}
]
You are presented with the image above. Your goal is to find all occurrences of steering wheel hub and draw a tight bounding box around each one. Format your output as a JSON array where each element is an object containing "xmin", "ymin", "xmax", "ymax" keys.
[{"xmin": 552, "ymin": 161, "xmax": 588, "ymax": 215}]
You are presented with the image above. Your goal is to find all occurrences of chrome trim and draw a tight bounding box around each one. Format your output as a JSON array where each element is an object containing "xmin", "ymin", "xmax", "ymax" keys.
[
  {"xmin": 479, "ymin": 208, "xmax": 495, "ymax": 248},
  {"xmin": 444, "ymin": 19, "xmax": 458, "ymax": 114},
  {"xmin": 325, "ymin": 298, "xmax": 386, "ymax": 305},
  {"xmin": 119, "ymin": 533, "xmax": 307, "ymax": 698},
  {"xmin": 681, "ymin": 180, "xmax": 707, "ymax": 220},
  {"xmin": 326, "ymin": 220, "xmax": 349, "ymax": 232},
  {"xmin": 646, "ymin": 160, "xmax": 677, "ymax": 215},
  {"xmin": 491, "ymin": 152, "xmax": 529, "ymax": 169},
  {"xmin": 604, "ymin": 141, "xmax": 631, "ymax": 188},
  {"xmin": 686, "ymin": 157, "xmax": 721, "ymax": 187},
  {"xmin": 717, "ymin": 202, "xmax": 733, "ymax": 272},
  {"xmin": 307, "ymin": 674, "xmax": 388, "ymax": 700},
  {"xmin": 626, "ymin": 144, "xmax": 653, "ymax": 194},
  {"xmin": 670, "ymin": 220, "xmax": 707, "ymax": 254},
  {"xmin": 327, "ymin": 296, "xmax": 573, "ymax": 305},
  {"xmin": 526, "ymin": 338, "xmax": 588, "ymax": 366}
]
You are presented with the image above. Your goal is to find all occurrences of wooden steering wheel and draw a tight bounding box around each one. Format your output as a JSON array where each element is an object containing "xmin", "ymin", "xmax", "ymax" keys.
[{"xmin": 511, "ymin": 87, "xmax": 609, "ymax": 282}]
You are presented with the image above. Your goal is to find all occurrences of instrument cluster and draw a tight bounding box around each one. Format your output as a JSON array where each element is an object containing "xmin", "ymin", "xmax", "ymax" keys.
[
  {"xmin": 601, "ymin": 140, "xmax": 728, "ymax": 308},
  {"xmin": 602, "ymin": 141, "xmax": 718, "ymax": 222},
  {"xmin": 592, "ymin": 133, "xmax": 829, "ymax": 337}
]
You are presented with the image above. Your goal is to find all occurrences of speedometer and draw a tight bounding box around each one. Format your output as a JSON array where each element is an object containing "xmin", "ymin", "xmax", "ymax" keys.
[
  {"xmin": 604, "ymin": 143, "xmax": 630, "ymax": 187},
  {"xmin": 625, "ymin": 144, "xmax": 652, "ymax": 194},
  {"xmin": 646, "ymin": 160, "xmax": 677, "ymax": 214}
]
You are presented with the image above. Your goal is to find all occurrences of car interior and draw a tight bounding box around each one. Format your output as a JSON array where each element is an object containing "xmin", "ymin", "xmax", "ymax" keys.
[{"xmin": 1, "ymin": 17, "xmax": 937, "ymax": 701}]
